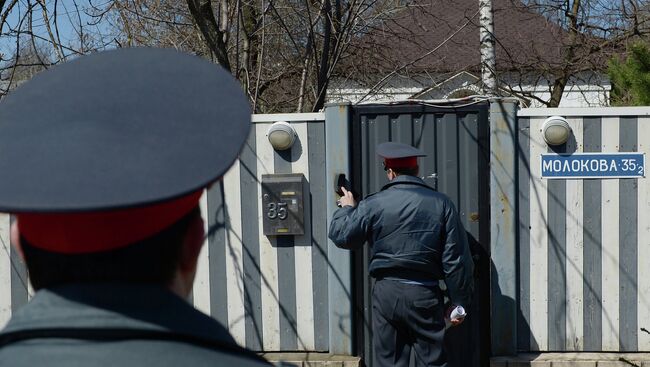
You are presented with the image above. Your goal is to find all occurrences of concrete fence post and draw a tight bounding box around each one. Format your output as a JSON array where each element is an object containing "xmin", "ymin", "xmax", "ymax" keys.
[
  {"xmin": 324, "ymin": 103, "xmax": 354, "ymax": 355},
  {"xmin": 489, "ymin": 98, "xmax": 519, "ymax": 356}
]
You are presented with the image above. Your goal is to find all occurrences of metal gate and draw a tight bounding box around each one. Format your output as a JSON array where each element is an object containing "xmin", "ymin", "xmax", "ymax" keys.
[{"xmin": 349, "ymin": 102, "xmax": 491, "ymax": 367}]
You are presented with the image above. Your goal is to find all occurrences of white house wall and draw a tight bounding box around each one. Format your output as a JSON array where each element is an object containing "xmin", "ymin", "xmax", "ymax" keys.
[{"xmin": 329, "ymin": 72, "xmax": 611, "ymax": 107}]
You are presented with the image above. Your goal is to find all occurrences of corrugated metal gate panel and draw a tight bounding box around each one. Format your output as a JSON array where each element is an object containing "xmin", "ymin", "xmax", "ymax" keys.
[
  {"xmin": 517, "ymin": 113, "xmax": 650, "ymax": 352},
  {"xmin": 356, "ymin": 109, "xmax": 486, "ymax": 209},
  {"xmin": 351, "ymin": 103, "xmax": 490, "ymax": 367}
]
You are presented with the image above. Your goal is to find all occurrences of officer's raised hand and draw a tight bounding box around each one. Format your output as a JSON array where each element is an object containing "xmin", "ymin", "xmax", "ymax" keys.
[{"xmin": 338, "ymin": 187, "xmax": 357, "ymax": 208}]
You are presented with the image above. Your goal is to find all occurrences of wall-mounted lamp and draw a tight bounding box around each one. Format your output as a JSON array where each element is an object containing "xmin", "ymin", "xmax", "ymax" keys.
[
  {"xmin": 267, "ymin": 121, "xmax": 297, "ymax": 151},
  {"xmin": 541, "ymin": 116, "xmax": 571, "ymax": 145}
]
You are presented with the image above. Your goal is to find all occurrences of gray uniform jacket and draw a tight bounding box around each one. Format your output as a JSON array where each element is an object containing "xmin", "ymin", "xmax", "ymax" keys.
[
  {"xmin": 328, "ymin": 175, "xmax": 474, "ymax": 307},
  {"xmin": 0, "ymin": 283, "xmax": 270, "ymax": 367}
]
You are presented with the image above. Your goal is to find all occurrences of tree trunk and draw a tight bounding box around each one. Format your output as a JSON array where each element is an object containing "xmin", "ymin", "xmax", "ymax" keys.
[
  {"xmin": 479, "ymin": 0, "xmax": 497, "ymax": 95},
  {"xmin": 312, "ymin": 0, "xmax": 333, "ymax": 112},
  {"xmin": 186, "ymin": 0, "xmax": 232, "ymax": 72},
  {"xmin": 297, "ymin": 40, "xmax": 313, "ymax": 112},
  {"xmin": 548, "ymin": 0, "xmax": 581, "ymax": 107},
  {"xmin": 549, "ymin": 75, "xmax": 568, "ymax": 107}
]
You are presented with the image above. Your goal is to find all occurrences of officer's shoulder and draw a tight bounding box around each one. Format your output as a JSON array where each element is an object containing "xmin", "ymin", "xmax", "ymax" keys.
[
  {"xmin": 135, "ymin": 335, "xmax": 272, "ymax": 366},
  {"xmin": 362, "ymin": 191, "xmax": 387, "ymax": 203},
  {"xmin": 431, "ymin": 191, "xmax": 457, "ymax": 209},
  {"xmin": 364, "ymin": 191, "xmax": 380, "ymax": 200},
  {"xmin": 170, "ymin": 340, "xmax": 270, "ymax": 366}
]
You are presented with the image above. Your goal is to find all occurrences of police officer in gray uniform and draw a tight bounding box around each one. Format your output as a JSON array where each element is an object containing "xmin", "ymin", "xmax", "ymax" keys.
[
  {"xmin": 329, "ymin": 142, "xmax": 474, "ymax": 367},
  {"xmin": 0, "ymin": 48, "xmax": 269, "ymax": 366}
]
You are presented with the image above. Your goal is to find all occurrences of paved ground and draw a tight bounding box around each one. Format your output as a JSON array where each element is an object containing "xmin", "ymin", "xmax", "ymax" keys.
[
  {"xmin": 261, "ymin": 352, "xmax": 362, "ymax": 367},
  {"xmin": 491, "ymin": 353, "xmax": 650, "ymax": 367},
  {"xmin": 262, "ymin": 352, "xmax": 650, "ymax": 366}
]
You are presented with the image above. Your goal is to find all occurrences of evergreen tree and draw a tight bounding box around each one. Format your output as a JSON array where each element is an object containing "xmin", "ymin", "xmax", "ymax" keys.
[{"xmin": 608, "ymin": 42, "xmax": 650, "ymax": 106}]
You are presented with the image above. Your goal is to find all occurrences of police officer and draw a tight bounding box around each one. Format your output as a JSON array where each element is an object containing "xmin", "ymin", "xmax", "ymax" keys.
[
  {"xmin": 328, "ymin": 142, "xmax": 474, "ymax": 367},
  {"xmin": 0, "ymin": 48, "xmax": 269, "ymax": 366}
]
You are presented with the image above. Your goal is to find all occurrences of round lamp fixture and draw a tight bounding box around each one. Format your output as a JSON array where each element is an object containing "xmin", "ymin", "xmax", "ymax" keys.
[
  {"xmin": 541, "ymin": 116, "xmax": 571, "ymax": 145},
  {"xmin": 267, "ymin": 121, "xmax": 297, "ymax": 151}
]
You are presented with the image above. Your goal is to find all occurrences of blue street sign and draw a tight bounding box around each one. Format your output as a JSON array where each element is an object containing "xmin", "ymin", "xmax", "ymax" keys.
[{"xmin": 541, "ymin": 153, "xmax": 646, "ymax": 179}]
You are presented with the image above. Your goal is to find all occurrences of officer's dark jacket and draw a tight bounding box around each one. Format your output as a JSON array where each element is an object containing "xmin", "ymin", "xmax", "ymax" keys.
[
  {"xmin": 328, "ymin": 175, "xmax": 474, "ymax": 307},
  {"xmin": 0, "ymin": 284, "xmax": 269, "ymax": 366}
]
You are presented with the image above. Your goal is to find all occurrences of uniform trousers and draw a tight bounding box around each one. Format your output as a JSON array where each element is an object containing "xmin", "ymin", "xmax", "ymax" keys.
[{"xmin": 372, "ymin": 278, "xmax": 447, "ymax": 367}]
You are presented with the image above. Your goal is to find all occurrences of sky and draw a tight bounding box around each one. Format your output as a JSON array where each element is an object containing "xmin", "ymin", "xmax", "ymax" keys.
[{"xmin": 0, "ymin": 0, "xmax": 117, "ymax": 61}]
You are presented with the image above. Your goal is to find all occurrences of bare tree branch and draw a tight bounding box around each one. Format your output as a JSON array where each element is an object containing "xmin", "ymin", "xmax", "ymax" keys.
[{"xmin": 356, "ymin": 9, "xmax": 480, "ymax": 104}]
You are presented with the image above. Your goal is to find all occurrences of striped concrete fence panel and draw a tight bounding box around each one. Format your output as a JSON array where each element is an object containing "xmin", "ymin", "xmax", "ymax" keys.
[
  {"xmin": 517, "ymin": 108, "xmax": 650, "ymax": 352},
  {"xmin": 0, "ymin": 214, "xmax": 30, "ymax": 328},
  {"xmin": 0, "ymin": 111, "xmax": 346, "ymax": 354},
  {"xmin": 192, "ymin": 113, "xmax": 331, "ymax": 352}
]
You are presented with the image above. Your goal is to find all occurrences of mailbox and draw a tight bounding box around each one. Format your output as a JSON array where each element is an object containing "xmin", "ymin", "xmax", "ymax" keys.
[{"xmin": 261, "ymin": 173, "xmax": 307, "ymax": 235}]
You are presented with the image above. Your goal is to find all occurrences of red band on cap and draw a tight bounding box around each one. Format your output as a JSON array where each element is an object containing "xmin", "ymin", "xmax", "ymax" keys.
[
  {"xmin": 17, "ymin": 191, "xmax": 203, "ymax": 254},
  {"xmin": 384, "ymin": 157, "xmax": 418, "ymax": 169}
]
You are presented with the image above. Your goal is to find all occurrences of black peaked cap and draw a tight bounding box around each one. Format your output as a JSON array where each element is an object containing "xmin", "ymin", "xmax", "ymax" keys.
[
  {"xmin": 376, "ymin": 142, "xmax": 426, "ymax": 159},
  {"xmin": 0, "ymin": 47, "xmax": 251, "ymax": 212}
]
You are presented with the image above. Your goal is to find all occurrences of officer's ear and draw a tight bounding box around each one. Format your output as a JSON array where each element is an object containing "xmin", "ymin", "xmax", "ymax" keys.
[
  {"xmin": 10, "ymin": 220, "xmax": 25, "ymax": 261},
  {"xmin": 178, "ymin": 212, "xmax": 205, "ymax": 272},
  {"xmin": 169, "ymin": 212, "xmax": 206, "ymax": 298}
]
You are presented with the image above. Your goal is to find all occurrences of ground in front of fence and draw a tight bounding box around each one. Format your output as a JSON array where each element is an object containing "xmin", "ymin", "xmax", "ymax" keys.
[
  {"xmin": 491, "ymin": 353, "xmax": 650, "ymax": 367},
  {"xmin": 261, "ymin": 352, "xmax": 362, "ymax": 367}
]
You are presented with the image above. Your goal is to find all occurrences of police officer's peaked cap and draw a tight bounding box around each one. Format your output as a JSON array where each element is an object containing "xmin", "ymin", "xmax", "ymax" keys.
[
  {"xmin": 0, "ymin": 48, "xmax": 251, "ymax": 254},
  {"xmin": 376, "ymin": 142, "xmax": 425, "ymax": 169},
  {"xmin": 376, "ymin": 142, "xmax": 426, "ymax": 159},
  {"xmin": 0, "ymin": 47, "xmax": 251, "ymax": 213}
]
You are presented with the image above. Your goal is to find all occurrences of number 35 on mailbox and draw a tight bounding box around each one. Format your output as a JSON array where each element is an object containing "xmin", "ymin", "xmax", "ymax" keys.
[{"xmin": 261, "ymin": 173, "xmax": 307, "ymax": 235}]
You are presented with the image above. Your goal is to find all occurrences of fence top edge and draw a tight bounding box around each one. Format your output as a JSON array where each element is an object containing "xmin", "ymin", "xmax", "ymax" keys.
[
  {"xmin": 518, "ymin": 107, "xmax": 650, "ymax": 117},
  {"xmin": 252, "ymin": 113, "xmax": 325, "ymax": 123}
]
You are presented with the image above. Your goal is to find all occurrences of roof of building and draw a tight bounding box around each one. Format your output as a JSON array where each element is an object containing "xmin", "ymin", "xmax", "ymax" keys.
[{"xmin": 343, "ymin": 0, "xmax": 607, "ymax": 78}]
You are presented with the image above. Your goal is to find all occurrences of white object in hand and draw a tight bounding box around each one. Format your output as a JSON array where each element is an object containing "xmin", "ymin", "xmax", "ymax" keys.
[{"xmin": 450, "ymin": 306, "xmax": 466, "ymax": 321}]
